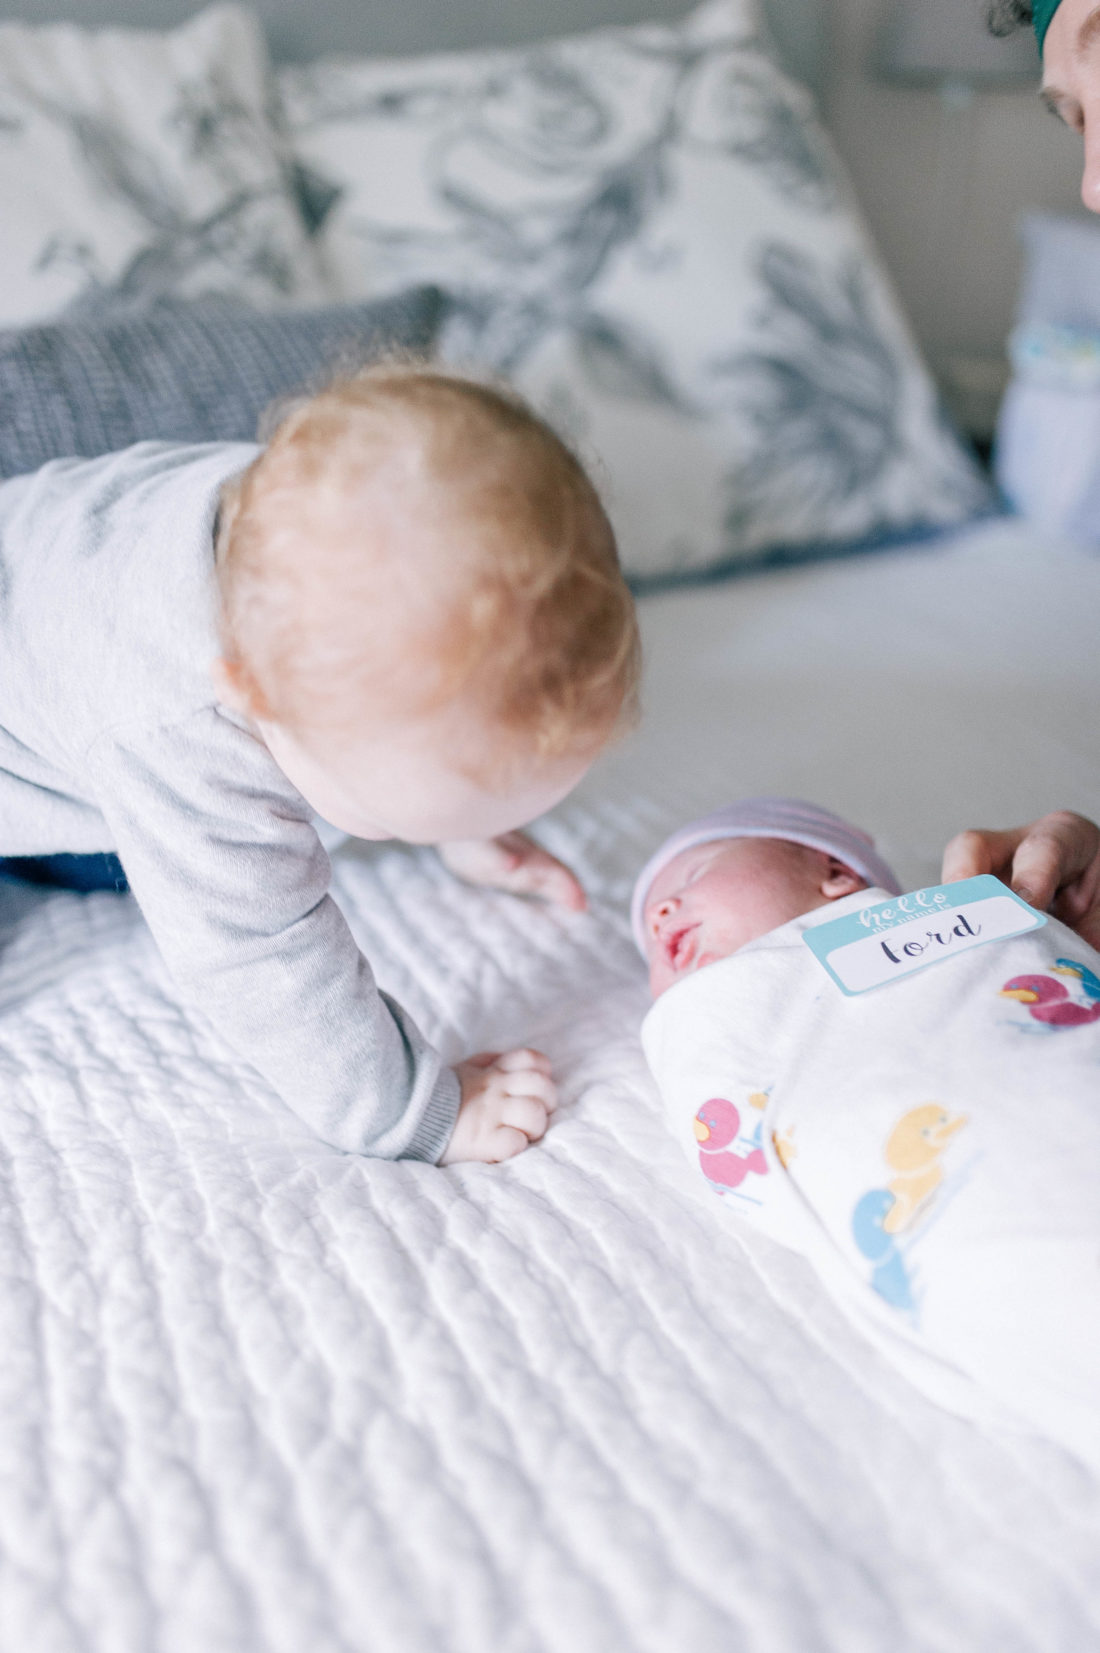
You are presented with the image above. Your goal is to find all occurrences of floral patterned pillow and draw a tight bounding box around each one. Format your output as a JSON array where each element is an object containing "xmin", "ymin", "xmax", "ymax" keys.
[
  {"xmin": 279, "ymin": 0, "xmax": 991, "ymax": 581},
  {"xmin": 0, "ymin": 4, "xmax": 330, "ymax": 329}
]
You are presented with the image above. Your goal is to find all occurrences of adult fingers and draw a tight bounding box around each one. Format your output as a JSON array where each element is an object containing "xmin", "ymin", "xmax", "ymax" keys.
[
  {"xmin": 941, "ymin": 827, "xmax": 1024, "ymax": 887},
  {"xmin": 941, "ymin": 813, "xmax": 1100, "ymax": 913},
  {"xmin": 493, "ymin": 1047, "xmax": 552, "ymax": 1076},
  {"xmin": 1008, "ymin": 812, "xmax": 1100, "ymax": 910},
  {"xmin": 1052, "ymin": 851, "xmax": 1100, "ymax": 925},
  {"xmin": 1044, "ymin": 819, "xmax": 1100, "ymax": 947},
  {"xmin": 942, "ymin": 814, "xmax": 1100, "ymax": 948},
  {"xmin": 501, "ymin": 1095, "xmax": 551, "ymax": 1140},
  {"xmin": 1066, "ymin": 898, "xmax": 1100, "ymax": 953}
]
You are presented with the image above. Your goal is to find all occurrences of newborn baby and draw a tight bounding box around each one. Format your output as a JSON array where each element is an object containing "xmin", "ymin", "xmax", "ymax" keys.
[{"xmin": 635, "ymin": 798, "xmax": 1100, "ymax": 1469}]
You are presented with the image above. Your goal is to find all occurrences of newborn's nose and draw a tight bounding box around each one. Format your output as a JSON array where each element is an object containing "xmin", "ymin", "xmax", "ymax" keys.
[{"xmin": 651, "ymin": 895, "xmax": 679, "ymax": 932}]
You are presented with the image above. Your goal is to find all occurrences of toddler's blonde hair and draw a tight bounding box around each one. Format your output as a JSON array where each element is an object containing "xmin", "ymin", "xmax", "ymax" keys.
[{"xmin": 215, "ymin": 360, "xmax": 639, "ymax": 778}]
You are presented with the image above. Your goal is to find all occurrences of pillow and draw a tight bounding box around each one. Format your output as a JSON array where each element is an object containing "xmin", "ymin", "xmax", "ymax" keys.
[
  {"xmin": 0, "ymin": 286, "xmax": 445, "ymax": 478},
  {"xmin": 279, "ymin": 0, "xmax": 991, "ymax": 582},
  {"xmin": 0, "ymin": 4, "xmax": 330, "ymax": 329}
]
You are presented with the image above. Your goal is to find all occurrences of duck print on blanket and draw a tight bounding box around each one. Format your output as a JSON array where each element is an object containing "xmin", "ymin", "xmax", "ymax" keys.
[
  {"xmin": 999, "ymin": 959, "xmax": 1100, "ymax": 1030},
  {"xmin": 851, "ymin": 1104, "xmax": 968, "ymax": 1318},
  {"xmin": 693, "ymin": 1094, "xmax": 769, "ymax": 1205}
]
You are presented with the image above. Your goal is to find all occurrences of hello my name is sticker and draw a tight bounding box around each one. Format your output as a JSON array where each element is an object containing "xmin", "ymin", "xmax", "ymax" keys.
[{"xmin": 802, "ymin": 875, "xmax": 1046, "ymax": 996}]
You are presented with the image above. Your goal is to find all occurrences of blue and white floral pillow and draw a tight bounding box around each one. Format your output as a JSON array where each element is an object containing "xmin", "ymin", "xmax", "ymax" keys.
[
  {"xmin": 0, "ymin": 4, "xmax": 329, "ymax": 330},
  {"xmin": 280, "ymin": 0, "xmax": 990, "ymax": 581}
]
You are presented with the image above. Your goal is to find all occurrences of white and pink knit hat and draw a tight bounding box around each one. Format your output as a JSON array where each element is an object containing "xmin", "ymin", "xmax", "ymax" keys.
[{"xmin": 630, "ymin": 796, "xmax": 901, "ymax": 953}]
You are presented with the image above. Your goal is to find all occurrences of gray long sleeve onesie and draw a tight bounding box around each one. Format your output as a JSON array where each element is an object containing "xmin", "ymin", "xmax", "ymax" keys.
[{"xmin": 0, "ymin": 440, "xmax": 460, "ymax": 1161}]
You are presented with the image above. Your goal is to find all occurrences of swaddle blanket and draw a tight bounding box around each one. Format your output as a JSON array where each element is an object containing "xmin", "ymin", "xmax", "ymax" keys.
[{"xmin": 641, "ymin": 886, "xmax": 1100, "ymax": 1468}]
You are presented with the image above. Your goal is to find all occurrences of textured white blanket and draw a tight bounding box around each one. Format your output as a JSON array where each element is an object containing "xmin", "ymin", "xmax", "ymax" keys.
[{"xmin": 2, "ymin": 519, "xmax": 1099, "ymax": 1652}]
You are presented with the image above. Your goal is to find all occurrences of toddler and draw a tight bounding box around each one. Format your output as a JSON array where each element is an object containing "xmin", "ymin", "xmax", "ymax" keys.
[
  {"xmin": 0, "ymin": 363, "xmax": 639, "ymax": 1165},
  {"xmin": 635, "ymin": 798, "xmax": 1100, "ymax": 1468}
]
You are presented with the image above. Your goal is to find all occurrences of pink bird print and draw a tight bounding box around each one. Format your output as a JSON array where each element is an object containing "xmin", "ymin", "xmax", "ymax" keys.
[
  {"xmin": 694, "ymin": 1098, "xmax": 768, "ymax": 1191},
  {"xmin": 1000, "ymin": 973, "xmax": 1100, "ymax": 1028}
]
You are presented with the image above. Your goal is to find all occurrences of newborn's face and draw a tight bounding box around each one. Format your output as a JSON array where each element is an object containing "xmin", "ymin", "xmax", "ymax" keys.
[{"xmin": 643, "ymin": 836, "xmax": 854, "ymax": 998}]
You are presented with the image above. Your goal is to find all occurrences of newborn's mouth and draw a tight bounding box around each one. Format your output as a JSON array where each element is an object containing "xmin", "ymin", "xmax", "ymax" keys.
[{"xmin": 664, "ymin": 923, "xmax": 700, "ymax": 972}]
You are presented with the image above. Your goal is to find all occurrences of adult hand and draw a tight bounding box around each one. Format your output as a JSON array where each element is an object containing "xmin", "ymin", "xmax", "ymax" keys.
[
  {"xmin": 438, "ymin": 831, "xmax": 587, "ymax": 912},
  {"xmin": 941, "ymin": 811, "xmax": 1100, "ymax": 950}
]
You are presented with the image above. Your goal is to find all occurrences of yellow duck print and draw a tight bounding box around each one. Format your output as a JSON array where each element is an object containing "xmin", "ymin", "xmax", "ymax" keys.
[
  {"xmin": 881, "ymin": 1104, "xmax": 967, "ymax": 1234},
  {"xmin": 772, "ymin": 1127, "xmax": 797, "ymax": 1168},
  {"xmin": 746, "ymin": 1087, "xmax": 798, "ymax": 1167}
]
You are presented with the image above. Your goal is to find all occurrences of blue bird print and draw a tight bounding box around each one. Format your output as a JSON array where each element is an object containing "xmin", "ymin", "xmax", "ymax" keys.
[{"xmin": 1053, "ymin": 959, "xmax": 1100, "ymax": 1001}]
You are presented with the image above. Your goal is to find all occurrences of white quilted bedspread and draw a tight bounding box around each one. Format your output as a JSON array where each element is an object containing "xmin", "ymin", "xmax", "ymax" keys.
[{"xmin": 2, "ymin": 519, "xmax": 1100, "ymax": 1653}]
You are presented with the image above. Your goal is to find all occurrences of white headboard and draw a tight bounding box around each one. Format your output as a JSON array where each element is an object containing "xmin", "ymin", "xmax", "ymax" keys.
[{"xmin": 0, "ymin": 0, "xmax": 829, "ymax": 95}]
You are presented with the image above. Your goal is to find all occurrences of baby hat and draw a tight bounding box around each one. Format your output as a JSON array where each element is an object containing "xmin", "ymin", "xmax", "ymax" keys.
[{"xmin": 630, "ymin": 796, "xmax": 902, "ymax": 952}]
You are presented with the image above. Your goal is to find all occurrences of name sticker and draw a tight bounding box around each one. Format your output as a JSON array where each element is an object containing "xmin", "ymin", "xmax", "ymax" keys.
[{"xmin": 802, "ymin": 875, "xmax": 1046, "ymax": 996}]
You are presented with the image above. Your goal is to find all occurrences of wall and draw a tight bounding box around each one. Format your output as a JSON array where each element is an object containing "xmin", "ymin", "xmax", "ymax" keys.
[
  {"xmin": 1, "ymin": 0, "xmax": 1083, "ymax": 394},
  {"xmin": 822, "ymin": 0, "xmax": 1085, "ymax": 388}
]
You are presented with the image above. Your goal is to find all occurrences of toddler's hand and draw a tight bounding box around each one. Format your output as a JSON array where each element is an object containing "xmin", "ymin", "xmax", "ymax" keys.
[
  {"xmin": 439, "ymin": 1048, "xmax": 558, "ymax": 1165},
  {"xmin": 438, "ymin": 831, "xmax": 586, "ymax": 912}
]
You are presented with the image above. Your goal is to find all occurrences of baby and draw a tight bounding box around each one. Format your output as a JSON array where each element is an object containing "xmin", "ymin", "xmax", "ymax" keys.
[
  {"xmin": 0, "ymin": 363, "xmax": 639, "ymax": 1165},
  {"xmin": 635, "ymin": 798, "xmax": 1100, "ymax": 1468}
]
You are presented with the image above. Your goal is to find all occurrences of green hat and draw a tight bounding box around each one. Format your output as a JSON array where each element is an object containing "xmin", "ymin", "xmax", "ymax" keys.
[{"xmin": 1033, "ymin": 0, "xmax": 1063, "ymax": 52}]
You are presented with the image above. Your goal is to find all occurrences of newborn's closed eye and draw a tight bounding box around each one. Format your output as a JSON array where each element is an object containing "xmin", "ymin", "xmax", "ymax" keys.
[{"xmin": 673, "ymin": 854, "xmax": 715, "ymax": 895}]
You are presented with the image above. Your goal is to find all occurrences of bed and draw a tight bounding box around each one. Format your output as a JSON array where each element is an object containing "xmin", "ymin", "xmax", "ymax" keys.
[
  {"xmin": 3, "ymin": 515, "xmax": 1099, "ymax": 1652},
  {"xmin": 2, "ymin": 1, "xmax": 1099, "ymax": 1649}
]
